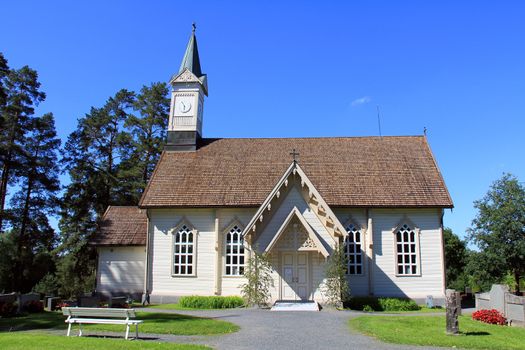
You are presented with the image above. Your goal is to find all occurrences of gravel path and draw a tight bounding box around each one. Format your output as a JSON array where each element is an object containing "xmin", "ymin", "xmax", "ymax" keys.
[{"xmin": 119, "ymin": 307, "xmax": 452, "ymax": 350}]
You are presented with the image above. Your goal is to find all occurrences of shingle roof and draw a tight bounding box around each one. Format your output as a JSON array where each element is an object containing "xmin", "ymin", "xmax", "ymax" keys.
[
  {"xmin": 139, "ymin": 136, "xmax": 453, "ymax": 208},
  {"xmin": 92, "ymin": 206, "xmax": 147, "ymax": 246}
]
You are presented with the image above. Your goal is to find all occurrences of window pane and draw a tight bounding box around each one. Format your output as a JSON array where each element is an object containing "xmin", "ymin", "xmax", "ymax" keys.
[
  {"xmin": 396, "ymin": 232, "xmax": 401, "ymax": 242},
  {"xmin": 356, "ymin": 266, "xmax": 362, "ymax": 274},
  {"xmin": 411, "ymin": 255, "xmax": 416, "ymax": 263},
  {"xmin": 226, "ymin": 266, "xmax": 231, "ymax": 275},
  {"xmin": 188, "ymin": 233, "xmax": 193, "ymax": 242},
  {"xmin": 403, "ymin": 231, "xmax": 409, "ymax": 241},
  {"xmin": 187, "ymin": 266, "xmax": 192, "ymax": 274},
  {"xmin": 398, "ymin": 266, "xmax": 403, "ymax": 274},
  {"xmin": 411, "ymin": 266, "xmax": 417, "ymax": 274}
]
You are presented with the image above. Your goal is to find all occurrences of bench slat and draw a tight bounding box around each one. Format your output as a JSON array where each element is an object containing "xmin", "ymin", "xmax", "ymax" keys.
[
  {"xmin": 67, "ymin": 318, "xmax": 143, "ymax": 324},
  {"xmin": 62, "ymin": 307, "xmax": 137, "ymax": 318}
]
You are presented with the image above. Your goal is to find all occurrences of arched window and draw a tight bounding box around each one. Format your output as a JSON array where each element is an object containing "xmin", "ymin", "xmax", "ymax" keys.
[
  {"xmin": 395, "ymin": 223, "xmax": 418, "ymax": 275},
  {"xmin": 344, "ymin": 223, "xmax": 363, "ymax": 275},
  {"xmin": 225, "ymin": 225, "xmax": 245, "ymax": 276},
  {"xmin": 173, "ymin": 224, "xmax": 195, "ymax": 276}
]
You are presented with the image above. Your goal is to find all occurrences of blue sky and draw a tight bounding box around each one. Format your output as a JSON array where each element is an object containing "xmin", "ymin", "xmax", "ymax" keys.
[{"xmin": 2, "ymin": 1, "xmax": 525, "ymax": 240}]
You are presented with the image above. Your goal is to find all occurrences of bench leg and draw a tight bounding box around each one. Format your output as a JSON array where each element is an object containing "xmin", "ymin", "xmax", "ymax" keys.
[
  {"xmin": 135, "ymin": 323, "xmax": 139, "ymax": 339},
  {"xmin": 67, "ymin": 323, "xmax": 72, "ymax": 337},
  {"xmin": 78, "ymin": 323, "xmax": 83, "ymax": 337},
  {"xmin": 125, "ymin": 324, "xmax": 130, "ymax": 340}
]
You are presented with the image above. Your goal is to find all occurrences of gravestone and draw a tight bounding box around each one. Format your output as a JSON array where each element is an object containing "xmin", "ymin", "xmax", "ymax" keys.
[
  {"xmin": 489, "ymin": 284, "xmax": 509, "ymax": 315},
  {"xmin": 46, "ymin": 297, "xmax": 61, "ymax": 311},
  {"xmin": 446, "ymin": 289, "xmax": 460, "ymax": 335}
]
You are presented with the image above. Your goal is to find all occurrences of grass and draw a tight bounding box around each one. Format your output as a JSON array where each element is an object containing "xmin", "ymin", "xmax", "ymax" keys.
[
  {"xmin": 0, "ymin": 333, "xmax": 209, "ymax": 350},
  {"xmin": 0, "ymin": 310, "xmax": 239, "ymax": 335},
  {"xmin": 145, "ymin": 303, "xmax": 231, "ymax": 310},
  {"xmin": 369, "ymin": 306, "xmax": 444, "ymax": 314},
  {"xmin": 350, "ymin": 315, "xmax": 525, "ymax": 350}
]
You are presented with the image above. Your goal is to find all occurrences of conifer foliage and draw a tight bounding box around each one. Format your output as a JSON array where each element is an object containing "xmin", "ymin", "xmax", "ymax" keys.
[{"xmin": 0, "ymin": 51, "xmax": 170, "ymax": 295}]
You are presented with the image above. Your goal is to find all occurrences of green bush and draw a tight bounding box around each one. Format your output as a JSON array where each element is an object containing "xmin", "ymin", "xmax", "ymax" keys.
[
  {"xmin": 378, "ymin": 297, "xmax": 420, "ymax": 311},
  {"xmin": 178, "ymin": 296, "xmax": 244, "ymax": 309},
  {"xmin": 346, "ymin": 297, "xmax": 420, "ymax": 311}
]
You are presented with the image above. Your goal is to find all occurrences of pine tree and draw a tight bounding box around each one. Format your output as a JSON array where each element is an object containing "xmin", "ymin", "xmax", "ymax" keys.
[
  {"xmin": 58, "ymin": 90, "xmax": 136, "ymax": 296},
  {"xmin": 0, "ymin": 57, "xmax": 46, "ymax": 231},
  {"xmin": 120, "ymin": 82, "xmax": 169, "ymax": 202},
  {"xmin": 6, "ymin": 113, "xmax": 60, "ymax": 292}
]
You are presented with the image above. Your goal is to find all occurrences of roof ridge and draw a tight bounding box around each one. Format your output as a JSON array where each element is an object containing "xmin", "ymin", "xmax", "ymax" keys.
[{"xmin": 200, "ymin": 135, "xmax": 425, "ymax": 141}]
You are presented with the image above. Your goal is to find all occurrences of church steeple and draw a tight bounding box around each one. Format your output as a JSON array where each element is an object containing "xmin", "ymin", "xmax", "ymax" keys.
[
  {"xmin": 166, "ymin": 24, "xmax": 208, "ymax": 152},
  {"xmin": 178, "ymin": 23, "xmax": 202, "ymax": 78}
]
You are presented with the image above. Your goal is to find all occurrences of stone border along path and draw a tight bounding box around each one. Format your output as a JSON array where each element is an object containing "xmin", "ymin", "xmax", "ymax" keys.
[{"xmin": 107, "ymin": 307, "xmax": 448, "ymax": 350}]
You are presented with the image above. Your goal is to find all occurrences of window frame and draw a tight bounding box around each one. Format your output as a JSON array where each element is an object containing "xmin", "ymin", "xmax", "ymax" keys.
[
  {"xmin": 222, "ymin": 219, "xmax": 246, "ymax": 278},
  {"xmin": 169, "ymin": 217, "xmax": 198, "ymax": 277},
  {"xmin": 343, "ymin": 218, "xmax": 365, "ymax": 276},
  {"xmin": 392, "ymin": 217, "xmax": 421, "ymax": 277}
]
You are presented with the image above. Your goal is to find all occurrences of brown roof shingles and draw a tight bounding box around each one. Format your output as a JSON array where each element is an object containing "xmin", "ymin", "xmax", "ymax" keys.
[
  {"xmin": 92, "ymin": 206, "xmax": 147, "ymax": 246},
  {"xmin": 139, "ymin": 136, "xmax": 453, "ymax": 208}
]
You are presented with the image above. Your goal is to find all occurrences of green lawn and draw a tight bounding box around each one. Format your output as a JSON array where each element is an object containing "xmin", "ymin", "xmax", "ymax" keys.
[
  {"xmin": 144, "ymin": 303, "xmax": 244, "ymax": 311},
  {"xmin": 350, "ymin": 315, "xmax": 525, "ymax": 350},
  {"xmin": 0, "ymin": 311, "xmax": 239, "ymax": 335},
  {"xmin": 0, "ymin": 333, "xmax": 209, "ymax": 350},
  {"xmin": 367, "ymin": 306, "xmax": 444, "ymax": 314},
  {"xmin": 146, "ymin": 303, "xmax": 223, "ymax": 311}
]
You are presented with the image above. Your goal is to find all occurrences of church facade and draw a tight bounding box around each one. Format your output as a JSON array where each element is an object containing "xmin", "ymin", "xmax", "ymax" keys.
[{"xmin": 92, "ymin": 27, "xmax": 453, "ymax": 305}]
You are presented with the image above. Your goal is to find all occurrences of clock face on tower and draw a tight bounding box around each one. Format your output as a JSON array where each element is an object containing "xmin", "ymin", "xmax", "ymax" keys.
[{"xmin": 179, "ymin": 100, "xmax": 192, "ymax": 113}]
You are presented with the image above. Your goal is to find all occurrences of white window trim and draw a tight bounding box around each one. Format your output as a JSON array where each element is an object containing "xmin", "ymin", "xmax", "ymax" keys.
[
  {"xmin": 342, "ymin": 218, "xmax": 365, "ymax": 276},
  {"xmin": 169, "ymin": 217, "xmax": 198, "ymax": 278},
  {"xmin": 392, "ymin": 216, "xmax": 422, "ymax": 277},
  {"xmin": 222, "ymin": 218, "xmax": 246, "ymax": 278}
]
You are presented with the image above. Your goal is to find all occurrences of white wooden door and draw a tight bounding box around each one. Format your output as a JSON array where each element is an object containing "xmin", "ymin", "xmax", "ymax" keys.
[{"xmin": 281, "ymin": 252, "xmax": 309, "ymax": 301}]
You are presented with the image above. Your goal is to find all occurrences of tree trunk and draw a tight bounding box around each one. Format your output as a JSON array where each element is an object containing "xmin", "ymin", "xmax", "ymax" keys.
[{"xmin": 0, "ymin": 118, "xmax": 18, "ymax": 232}]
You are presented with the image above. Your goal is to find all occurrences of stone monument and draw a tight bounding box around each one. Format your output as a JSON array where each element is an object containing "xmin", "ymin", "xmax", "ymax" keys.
[{"xmin": 446, "ymin": 289, "xmax": 460, "ymax": 335}]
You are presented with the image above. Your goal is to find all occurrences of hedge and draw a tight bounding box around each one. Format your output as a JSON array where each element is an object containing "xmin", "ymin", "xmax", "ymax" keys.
[
  {"xmin": 346, "ymin": 297, "xmax": 420, "ymax": 311},
  {"xmin": 178, "ymin": 296, "xmax": 244, "ymax": 309}
]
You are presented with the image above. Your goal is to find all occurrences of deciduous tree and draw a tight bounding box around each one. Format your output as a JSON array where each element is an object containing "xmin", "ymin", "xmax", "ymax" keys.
[{"xmin": 468, "ymin": 173, "xmax": 525, "ymax": 294}]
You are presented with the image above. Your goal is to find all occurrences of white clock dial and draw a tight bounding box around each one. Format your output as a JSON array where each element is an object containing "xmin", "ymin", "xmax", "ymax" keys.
[{"xmin": 179, "ymin": 100, "xmax": 192, "ymax": 113}]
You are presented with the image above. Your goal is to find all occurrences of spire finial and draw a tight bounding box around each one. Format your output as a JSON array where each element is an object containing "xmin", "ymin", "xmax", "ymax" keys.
[{"xmin": 192, "ymin": 22, "xmax": 196, "ymax": 33}]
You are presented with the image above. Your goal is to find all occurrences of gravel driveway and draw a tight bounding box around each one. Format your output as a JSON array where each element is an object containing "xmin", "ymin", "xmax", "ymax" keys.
[{"xmin": 135, "ymin": 307, "xmax": 450, "ymax": 350}]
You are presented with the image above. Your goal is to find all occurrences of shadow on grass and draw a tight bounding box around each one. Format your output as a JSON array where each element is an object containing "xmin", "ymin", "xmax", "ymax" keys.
[
  {"xmin": 464, "ymin": 331, "xmax": 491, "ymax": 336},
  {"xmin": 0, "ymin": 312, "xmax": 65, "ymax": 332}
]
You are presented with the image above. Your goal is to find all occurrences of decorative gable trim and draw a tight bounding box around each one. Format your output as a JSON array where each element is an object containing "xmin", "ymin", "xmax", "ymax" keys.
[
  {"xmin": 221, "ymin": 216, "xmax": 245, "ymax": 233},
  {"xmin": 392, "ymin": 215, "xmax": 420, "ymax": 234},
  {"xmin": 242, "ymin": 161, "xmax": 346, "ymax": 243},
  {"xmin": 168, "ymin": 216, "xmax": 196, "ymax": 235},
  {"xmin": 264, "ymin": 206, "xmax": 330, "ymax": 258}
]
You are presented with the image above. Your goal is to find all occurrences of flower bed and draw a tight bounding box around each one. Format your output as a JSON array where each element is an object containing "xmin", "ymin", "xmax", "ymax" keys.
[{"xmin": 472, "ymin": 309, "xmax": 506, "ymax": 325}]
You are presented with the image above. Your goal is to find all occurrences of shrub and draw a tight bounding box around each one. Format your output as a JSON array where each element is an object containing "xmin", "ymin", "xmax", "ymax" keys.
[
  {"xmin": 240, "ymin": 248, "xmax": 274, "ymax": 307},
  {"xmin": 179, "ymin": 296, "xmax": 244, "ymax": 309},
  {"xmin": 0, "ymin": 301, "xmax": 18, "ymax": 317},
  {"xmin": 378, "ymin": 297, "xmax": 420, "ymax": 311},
  {"xmin": 345, "ymin": 297, "xmax": 420, "ymax": 311},
  {"xmin": 23, "ymin": 300, "xmax": 44, "ymax": 313},
  {"xmin": 362, "ymin": 305, "xmax": 374, "ymax": 312},
  {"xmin": 472, "ymin": 309, "xmax": 507, "ymax": 325}
]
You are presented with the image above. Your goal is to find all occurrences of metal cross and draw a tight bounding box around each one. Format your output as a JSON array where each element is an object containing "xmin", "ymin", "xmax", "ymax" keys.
[
  {"xmin": 192, "ymin": 22, "xmax": 196, "ymax": 32},
  {"xmin": 290, "ymin": 149, "xmax": 300, "ymax": 163}
]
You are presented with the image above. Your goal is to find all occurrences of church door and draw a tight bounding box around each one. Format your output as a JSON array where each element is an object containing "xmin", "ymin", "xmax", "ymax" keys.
[{"xmin": 281, "ymin": 252, "xmax": 309, "ymax": 301}]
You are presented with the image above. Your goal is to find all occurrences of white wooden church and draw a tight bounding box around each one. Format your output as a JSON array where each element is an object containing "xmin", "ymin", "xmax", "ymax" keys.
[{"xmin": 92, "ymin": 27, "xmax": 453, "ymax": 306}]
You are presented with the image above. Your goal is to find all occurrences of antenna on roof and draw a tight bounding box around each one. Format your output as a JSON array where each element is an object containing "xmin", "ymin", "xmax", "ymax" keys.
[
  {"xmin": 376, "ymin": 105, "xmax": 383, "ymax": 139},
  {"xmin": 423, "ymin": 127, "xmax": 427, "ymax": 136}
]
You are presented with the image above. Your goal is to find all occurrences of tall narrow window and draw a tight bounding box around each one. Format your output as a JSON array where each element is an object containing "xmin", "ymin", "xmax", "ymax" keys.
[
  {"xmin": 225, "ymin": 225, "xmax": 244, "ymax": 275},
  {"xmin": 173, "ymin": 224, "xmax": 194, "ymax": 275},
  {"xmin": 344, "ymin": 223, "xmax": 363, "ymax": 275},
  {"xmin": 395, "ymin": 224, "xmax": 418, "ymax": 275}
]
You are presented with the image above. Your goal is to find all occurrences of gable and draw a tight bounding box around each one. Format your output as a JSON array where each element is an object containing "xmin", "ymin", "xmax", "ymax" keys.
[
  {"xmin": 139, "ymin": 136, "xmax": 453, "ymax": 209},
  {"xmin": 263, "ymin": 207, "xmax": 331, "ymax": 257}
]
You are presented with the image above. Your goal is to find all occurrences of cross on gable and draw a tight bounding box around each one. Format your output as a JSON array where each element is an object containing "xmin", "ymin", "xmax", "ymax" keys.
[{"xmin": 290, "ymin": 149, "xmax": 300, "ymax": 163}]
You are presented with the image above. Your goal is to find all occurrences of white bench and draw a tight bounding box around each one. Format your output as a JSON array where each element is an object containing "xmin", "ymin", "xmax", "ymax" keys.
[{"xmin": 62, "ymin": 307, "xmax": 143, "ymax": 340}]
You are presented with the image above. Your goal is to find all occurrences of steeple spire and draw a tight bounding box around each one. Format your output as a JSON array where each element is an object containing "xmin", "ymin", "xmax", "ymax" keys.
[{"xmin": 178, "ymin": 22, "xmax": 203, "ymax": 77}]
